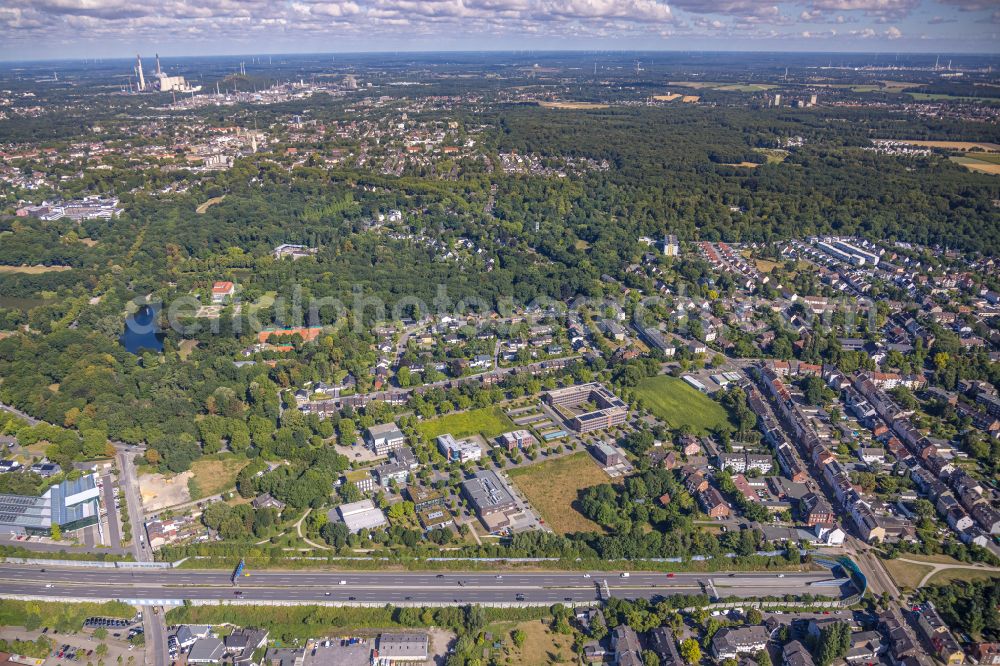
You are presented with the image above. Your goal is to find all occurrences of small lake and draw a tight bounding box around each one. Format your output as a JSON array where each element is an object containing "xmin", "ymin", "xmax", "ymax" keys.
[{"xmin": 120, "ymin": 304, "xmax": 164, "ymax": 354}]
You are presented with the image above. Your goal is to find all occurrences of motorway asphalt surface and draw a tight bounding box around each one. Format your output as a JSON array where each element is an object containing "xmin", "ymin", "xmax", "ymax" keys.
[{"xmin": 0, "ymin": 565, "xmax": 844, "ymax": 605}]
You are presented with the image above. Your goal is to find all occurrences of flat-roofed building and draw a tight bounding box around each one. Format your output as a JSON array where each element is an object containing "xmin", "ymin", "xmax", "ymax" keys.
[
  {"xmin": 375, "ymin": 633, "xmax": 428, "ymax": 664},
  {"xmin": 437, "ymin": 434, "xmax": 482, "ymax": 463},
  {"xmin": 544, "ymin": 383, "xmax": 628, "ymax": 433},
  {"xmin": 333, "ymin": 499, "xmax": 387, "ymax": 534},
  {"xmin": 462, "ymin": 470, "xmax": 517, "ymax": 533},
  {"xmin": 406, "ymin": 486, "xmax": 444, "ymax": 512},
  {"xmin": 590, "ymin": 441, "xmax": 624, "ymax": 467},
  {"xmin": 497, "ymin": 430, "xmax": 536, "ymax": 452},
  {"xmin": 366, "ymin": 422, "xmax": 406, "ymax": 456}
]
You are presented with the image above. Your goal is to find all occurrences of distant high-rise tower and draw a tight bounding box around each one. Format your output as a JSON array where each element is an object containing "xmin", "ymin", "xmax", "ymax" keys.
[
  {"xmin": 135, "ymin": 54, "xmax": 145, "ymax": 91},
  {"xmin": 773, "ymin": 93, "xmax": 781, "ymax": 107},
  {"xmin": 809, "ymin": 94, "xmax": 817, "ymax": 106},
  {"xmin": 155, "ymin": 53, "xmax": 161, "ymax": 76}
]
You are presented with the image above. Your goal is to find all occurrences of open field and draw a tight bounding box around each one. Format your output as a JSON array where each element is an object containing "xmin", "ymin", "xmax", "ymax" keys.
[
  {"xmin": 537, "ymin": 101, "xmax": 609, "ymax": 110},
  {"xmin": 195, "ymin": 195, "xmax": 225, "ymax": 214},
  {"xmin": 892, "ymin": 139, "xmax": 1000, "ymax": 151},
  {"xmin": 509, "ymin": 452, "xmax": 607, "ymax": 535},
  {"xmin": 908, "ymin": 92, "xmax": 1000, "ymax": 103},
  {"xmin": 754, "ymin": 148, "xmax": 789, "ymax": 164},
  {"xmin": 178, "ymin": 339, "xmax": 199, "ymax": 360},
  {"xmin": 634, "ymin": 375, "xmax": 732, "ymax": 434},
  {"xmin": 883, "ymin": 558, "xmax": 934, "ymax": 590},
  {"xmin": 722, "ymin": 161, "xmax": 760, "ymax": 168},
  {"xmin": 929, "ymin": 567, "xmax": 1000, "ymax": 585},
  {"xmin": 668, "ymin": 81, "xmax": 773, "ymax": 92},
  {"xmin": 951, "ymin": 156, "xmax": 1000, "ymax": 175},
  {"xmin": 852, "ymin": 81, "xmax": 921, "ymax": 93},
  {"xmin": 653, "ymin": 93, "xmax": 682, "ymax": 101},
  {"xmin": 0, "ymin": 265, "xmax": 72, "ymax": 274},
  {"xmin": 754, "ymin": 258, "xmax": 782, "ymax": 273},
  {"xmin": 417, "ymin": 406, "xmax": 514, "ymax": 440},
  {"xmin": 140, "ymin": 470, "xmax": 193, "ymax": 511},
  {"xmin": 487, "ymin": 620, "xmax": 575, "ymax": 665},
  {"xmin": 188, "ymin": 456, "xmax": 248, "ymax": 500},
  {"xmin": 884, "ymin": 553, "xmax": 1000, "ymax": 589}
]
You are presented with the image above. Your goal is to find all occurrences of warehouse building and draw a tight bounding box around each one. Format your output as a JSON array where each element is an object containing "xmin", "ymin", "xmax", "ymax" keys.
[
  {"xmin": 332, "ymin": 499, "xmax": 387, "ymax": 534},
  {"xmin": 374, "ymin": 633, "xmax": 428, "ymax": 664},
  {"xmin": 0, "ymin": 474, "xmax": 100, "ymax": 536},
  {"xmin": 461, "ymin": 470, "xmax": 518, "ymax": 533}
]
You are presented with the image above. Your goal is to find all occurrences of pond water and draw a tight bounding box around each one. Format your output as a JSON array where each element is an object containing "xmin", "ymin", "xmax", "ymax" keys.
[{"xmin": 120, "ymin": 304, "xmax": 164, "ymax": 354}]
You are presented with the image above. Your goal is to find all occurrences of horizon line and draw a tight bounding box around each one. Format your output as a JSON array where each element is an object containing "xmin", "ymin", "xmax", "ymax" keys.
[{"xmin": 2, "ymin": 47, "xmax": 999, "ymax": 65}]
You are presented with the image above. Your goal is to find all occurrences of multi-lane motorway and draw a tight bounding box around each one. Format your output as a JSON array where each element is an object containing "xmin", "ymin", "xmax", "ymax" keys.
[{"xmin": 0, "ymin": 565, "xmax": 845, "ymax": 606}]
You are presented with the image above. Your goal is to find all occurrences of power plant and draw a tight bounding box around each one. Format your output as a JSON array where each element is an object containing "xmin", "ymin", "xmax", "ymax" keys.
[{"xmin": 129, "ymin": 53, "xmax": 201, "ymax": 94}]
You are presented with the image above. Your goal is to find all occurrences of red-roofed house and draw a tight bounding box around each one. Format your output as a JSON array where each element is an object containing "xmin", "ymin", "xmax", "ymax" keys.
[
  {"xmin": 257, "ymin": 327, "xmax": 323, "ymax": 344},
  {"xmin": 211, "ymin": 281, "xmax": 235, "ymax": 304}
]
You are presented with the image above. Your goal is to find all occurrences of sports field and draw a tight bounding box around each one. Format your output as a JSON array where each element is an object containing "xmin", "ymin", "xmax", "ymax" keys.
[
  {"xmin": 417, "ymin": 406, "xmax": 514, "ymax": 440},
  {"xmin": 509, "ymin": 452, "xmax": 607, "ymax": 534},
  {"xmin": 634, "ymin": 375, "xmax": 732, "ymax": 434}
]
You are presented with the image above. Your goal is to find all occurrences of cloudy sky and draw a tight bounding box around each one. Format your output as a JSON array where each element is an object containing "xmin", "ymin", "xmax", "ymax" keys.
[{"xmin": 0, "ymin": 0, "xmax": 997, "ymax": 61}]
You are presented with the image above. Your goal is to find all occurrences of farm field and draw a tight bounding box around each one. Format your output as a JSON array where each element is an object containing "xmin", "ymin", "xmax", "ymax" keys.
[
  {"xmin": 417, "ymin": 406, "xmax": 514, "ymax": 440},
  {"xmin": 951, "ymin": 155, "xmax": 1000, "ymax": 175},
  {"xmin": 668, "ymin": 81, "xmax": 774, "ymax": 92},
  {"xmin": 633, "ymin": 375, "xmax": 733, "ymax": 434},
  {"xmin": 891, "ymin": 139, "xmax": 1000, "ymax": 151},
  {"xmin": 908, "ymin": 92, "xmax": 1000, "ymax": 103},
  {"xmin": 851, "ymin": 81, "xmax": 921, "ymax": 93},
  {"xmin": 537, "ymin": 101, "xmax": 609, "ymax": 110},
  {"xmin": 509, "ymin": 452, "xmax": 608, "ymax": 535}
]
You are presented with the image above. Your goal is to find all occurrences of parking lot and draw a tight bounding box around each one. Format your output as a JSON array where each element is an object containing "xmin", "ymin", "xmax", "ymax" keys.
[{"xmin": 0, "ymin": 627, "xmax": 144, "ymax": 666}]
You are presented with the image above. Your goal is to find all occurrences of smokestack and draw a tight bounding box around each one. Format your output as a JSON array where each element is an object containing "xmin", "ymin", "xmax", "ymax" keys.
[{"xmin": 136, "ymin": 54, "xmax": 145, "ymax": 91}]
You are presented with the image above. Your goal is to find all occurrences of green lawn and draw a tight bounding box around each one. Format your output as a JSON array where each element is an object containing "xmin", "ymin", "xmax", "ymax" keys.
[
  {"xmin": 634, "ymin": 375, "xmax": 733, "ymax": 434},
  {"xmin": 417, "ymin": 406, "xmax": 514, "ymax": 440}
]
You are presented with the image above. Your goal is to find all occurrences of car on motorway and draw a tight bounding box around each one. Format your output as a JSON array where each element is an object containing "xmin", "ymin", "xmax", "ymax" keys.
[
  {"xmin": 778, "ymin": 574, "xmax": 785, "ymax": 578},
  {"xmin": 667, "ymin": 573, "xmax": 676, "ymax": 578},
  {"xmin": 348, "ymin": 596, "xmax": 356, "ymax": 601},
  {"xmin": 620, "ymin": 572, "xmax": 629, "ymax": 578},
  {"xmin": 234, "ymin": 590, "xmax": 243, "ymax": 596},
  {"xmin": 45, "ymin": 583, "xmax": 53, "ymax": 588},
  {"xmin": 582, "ymin": 573, "xmax": 591, "ymax": 578},
  {"xmin": 339, "ymin": 580, "xmax": 346, "ymax": 585},
  {"xmin": 324, "ymin": 592, "xmax": 331, "ymax": 596}
]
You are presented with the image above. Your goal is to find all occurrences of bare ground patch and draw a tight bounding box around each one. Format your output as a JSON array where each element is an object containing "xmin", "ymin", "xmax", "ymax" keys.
[{"xmin": 140, "ymin": 470, "xmax": 193, "ymax": 511}]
